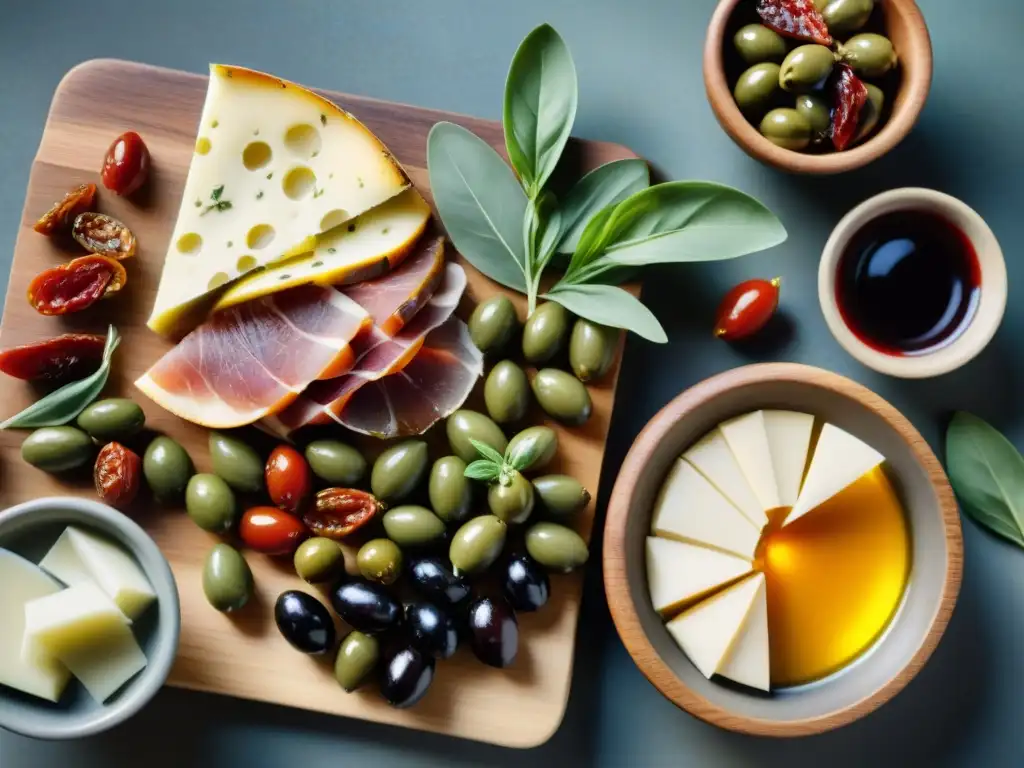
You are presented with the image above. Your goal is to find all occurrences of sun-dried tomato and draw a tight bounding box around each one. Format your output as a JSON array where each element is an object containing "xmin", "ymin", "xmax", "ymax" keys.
[
  {"xmin": 0, "ymin": 333, "xmax": 106, "ymax": 383},
  {"xmin": 303, "ymin": 488, "xmax": 381, "ymax": 540},
  {"xmin": 27, "ymin": 255, "xmax": 127, "ymax": 316},
  {"xmin": 72, "ymin": 213, "xmax": 137, "ymax": 259},
  {"xmin": 95, "ymin": 442, "xmax": 142, "ymax": 509},
  {"xmin": 757, "ymin": 0, "xmax": 832, "ymax": 47},
  {"xmin": 830, "ymin": 64, "xmax": 869, "ymax": 151},
  {"xmin": 33, "ymin": 183, "xmax": 97, "ymax": 236}
]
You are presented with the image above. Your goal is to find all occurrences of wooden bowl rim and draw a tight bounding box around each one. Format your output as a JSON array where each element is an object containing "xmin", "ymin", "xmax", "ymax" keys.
[
  {"xmin": 703, "ymin": 0, "xmax": 933, "ymax": 175},
  {"xmin": 603, "ymin": 362, "xmax": 962, "ymax": 736}
]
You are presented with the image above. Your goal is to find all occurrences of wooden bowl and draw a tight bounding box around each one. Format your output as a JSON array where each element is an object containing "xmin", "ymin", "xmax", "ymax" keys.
[
  {"xmin": 604, "ymin": 363, "xmax": 961, "ymax": 736},
  {"xmin": 703, "ymin": 0, "xmax": 932, "ymax": 174}
]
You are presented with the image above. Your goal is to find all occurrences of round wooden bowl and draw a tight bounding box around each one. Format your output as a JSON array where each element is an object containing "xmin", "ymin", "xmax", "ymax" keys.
[
  {"xmin": 703, "ymin": 0, "xmax": 932, "ymax": 174},
  {"xmin": 604, "ymin": 363, "xmax": 961, "ymax": 736}
]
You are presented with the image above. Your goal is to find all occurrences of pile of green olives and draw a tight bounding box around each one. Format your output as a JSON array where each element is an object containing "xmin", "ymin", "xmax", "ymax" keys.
[{"xmin": 730, "ymin": 0, "xmax": 896, "ymax": 153}]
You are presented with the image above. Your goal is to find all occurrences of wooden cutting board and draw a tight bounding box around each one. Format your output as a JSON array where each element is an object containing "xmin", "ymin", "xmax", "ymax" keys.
[{"xmin": 0, "ymin": 59, "xmax": 638, "ymax": 748}]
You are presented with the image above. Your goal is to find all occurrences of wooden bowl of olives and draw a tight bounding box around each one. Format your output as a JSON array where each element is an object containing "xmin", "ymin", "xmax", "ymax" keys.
[{"xmin": 704, "ymin": 0, "xmax": 931, "ymax": 174}]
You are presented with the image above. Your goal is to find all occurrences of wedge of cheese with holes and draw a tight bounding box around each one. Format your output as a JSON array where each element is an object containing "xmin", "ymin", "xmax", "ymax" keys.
[
  {"xmin": 763, "ymin": 410, "xmax": 815, "ymax": 507},
  {"xmin": 213, "ymin": 188, "xmax": 431, "ymax": 312},
  {"xmin": 786, "ymin": 423, "xmax": 885, "ymax": 526},
  {"xmin": 665, "ymin": 573, "xmax": 764, "ymax": 680},
  {"xmin": 718, "ymin": 574, "xmax": 770, "ymax": 691},
  {"xmin": 651, "ymin": 459, "xmax": 760, "ymax": 560},
  {"xmin": 684, "ymin": 428, "xmax": 766, "ymax": 529},
  {"xmin": 148, "ymin": 63, "xmax": 410, "ymax": 336},
  {"xmin": 646, "ymin": 537, "xmax": 752, "ymax": 617},
  {"xmin": 720, "ymin": 411, "xmax": 781, "ymax": 512}
]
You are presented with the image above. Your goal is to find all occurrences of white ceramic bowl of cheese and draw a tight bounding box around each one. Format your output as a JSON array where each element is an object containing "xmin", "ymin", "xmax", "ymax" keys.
[
  {"xmin": 0, "ymin": 497, "xmax": 180, "ymax": 740},
  {"xmin": 603, "ymin": 363, "xmax": 962, "ymax": 737}
]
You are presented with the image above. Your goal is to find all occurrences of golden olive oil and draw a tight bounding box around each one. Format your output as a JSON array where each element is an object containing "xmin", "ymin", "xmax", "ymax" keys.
[{"xmin": 755, "ymin": 467, "xmax": 911, "ymax": 687}]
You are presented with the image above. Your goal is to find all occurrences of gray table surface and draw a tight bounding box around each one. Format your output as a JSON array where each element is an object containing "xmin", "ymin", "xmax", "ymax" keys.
[{"xmin": 1, "ymin": 0, "xmax": 1022, "ymax": 765}]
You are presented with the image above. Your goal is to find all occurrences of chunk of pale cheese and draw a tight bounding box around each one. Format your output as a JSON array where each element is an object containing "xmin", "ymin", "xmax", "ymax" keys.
[
  {"xmin": 0, "ymin": 549, "xmax": 70, "ymax": 702},
  {"xmin": 786, "ymin": 423, "xmax": 885, "ymax": 526},
  {"xmin": 39, "ymin": 527, "xmax": 156, "ymax": 620},
  {"xmin": 646, "ymin": 537, "xmax": 752, "ymax": 617},
  {"xmin": 665, "ymin": 573, "xmax": 765, "ymax": 679},
  {"xmin": 149, "ymin": 64, "xmax": 410, "ymax": 336},
  {"xmin": 720, "ymin": 411, "xmax": 781, "ymax": 512},
  {"xmin": 717, "ymin": 575, "xmax": 770, "ymax": 691},
  {"xmin": 651, "ymin": 459, "xmax": 760, "ymax": 560},
  {"xmin": 763, "ymin": 410, "xmax": 815, "ymax": 507},
  {"xmin": 684, "ymin": 428, "xmax": 766, "ymax": 529}
]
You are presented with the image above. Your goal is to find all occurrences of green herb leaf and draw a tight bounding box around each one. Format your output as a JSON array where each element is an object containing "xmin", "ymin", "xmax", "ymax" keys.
[
  {"xmin": 545, "ymin": 283, "xmax": 667, "ymax": 343},
  {"xmin": 211, "ymin": 185, "xmax": 224, "ymax": 202},
  {"xmin": 945, "ymin": 412, "xmax": 1024, "ymax": 549},
  {"xmin": 523, "ymin": 192, "xmax": 563, "ymax": 278},
  {"xmin": 427, "ymin": 122, "xmax": 528, "ymax": 292},
  {"xmin": 503, "ymin": 24, "xmax": 578, "ymax": 197},
  {"xmin": 556, "ymin": 159, "xmax": 650, "ymax": 254},
  {"xmin": 464, "ymin": 460, "xmax": 503, "ymax": 483},
  {"xmin": 1, "ymin": 326, "xmax": 120, "ymax": 429},
  {"xmin": 470, "ymin": 438, "xmax": 506, "ymax": 466}
]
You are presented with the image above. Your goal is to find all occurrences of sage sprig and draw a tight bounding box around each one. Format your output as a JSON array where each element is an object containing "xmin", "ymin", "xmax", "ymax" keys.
[
  {"xmin": 1, "ymin": 325, "xmax": 120, "ymax": 429},
  {"xmin": 463, "ymin": 435, "xmax": 550, "ymax": 486}
]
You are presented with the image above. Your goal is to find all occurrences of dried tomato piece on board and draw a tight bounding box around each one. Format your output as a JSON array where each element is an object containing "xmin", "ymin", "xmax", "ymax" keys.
[
  {"xmin": 33, "ymin": 183, "xmax": 97, "ymax": 236},
  {"xmin": 757, "ymin": 0, "xmax": 833, "ymax": 46},
  {"xmin": 830, "ymin": 64, "xmax": 869, "ymax": 151},
  {"xmin": 72, "ymin": 213, "xmax": 138, "ymax": 259},
  {"xmin": 304, "ymin": 488, "xmax": 381, "ymax": 540},
  {"xmin": 0, "ymin": 333, "xmax": 106, "ymax": 383},
  {"xmin": 27, "ymin": 255, "xmax": 127, "ymax": 316},
  {"xmin": 95, "ymin": 442, "xmax": 142, "ymax": 509}
]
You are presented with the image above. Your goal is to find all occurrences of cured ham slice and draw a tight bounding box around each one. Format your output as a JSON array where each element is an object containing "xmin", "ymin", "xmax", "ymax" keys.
[
  {"xmin": 136, "ymin": 286, "xmax": 370, "ymax": 428},
  {"xmin": 337, "ymin": 317, "xmax": 482, "ymax": 438}
]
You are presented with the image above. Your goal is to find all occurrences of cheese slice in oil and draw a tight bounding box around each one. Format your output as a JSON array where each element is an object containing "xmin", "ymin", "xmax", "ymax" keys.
[
  {"xmin": 720, "ymin": 411, "xmax": 781, "ymax": 512},
  {"xmin": 646, "ymin": 537, "xmax": 752, "ymax": 617},
  {"xmin": 717, "ymin": 575, "xmax": 770, "ymax": 691},
  {"xmin": 763, "ymin": 410, "xmax": 815, "ymax": 507},
  {"xmin": 684, "ymin": 428, "xmax": 766, "ymax": 529}
]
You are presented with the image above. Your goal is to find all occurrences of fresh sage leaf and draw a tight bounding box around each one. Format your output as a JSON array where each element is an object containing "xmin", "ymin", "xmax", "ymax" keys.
[
  {"xmin": 1, "ymin": 326, "xmax": 120, "ymax": 429},
  {"xmin": 556, "ymin": 159, "xmax": 650, "ymax": 255},
  {"xmin": 470, "ymin": 438, "xmax": 506, "ymax": 466},
  {"xmin": 465, "ymin": 460, "xmax": 503, "ymax": 483},
  {"xmin": 545, "ymin": 283, "xmax": 666, "ymax": 343},
  {"xmin": 427, "ymin": 122, "xmax": 528, "ymax": 292},
  {"xmin": 503, "ymin": 23, "xmax": 578, "ymax": 197},
  {"xmin": 523, "ymin": 192, "xmax": 563, "ymax": 281},
  {"xmin": 945, "ymin": 411, "xmax": 1024, "ymax": 549}
]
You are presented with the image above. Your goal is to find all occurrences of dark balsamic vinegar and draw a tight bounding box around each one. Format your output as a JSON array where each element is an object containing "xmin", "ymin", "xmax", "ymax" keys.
[{"xmin": 836, "ymin": 210, "xmax": 981, "ymax": 356}]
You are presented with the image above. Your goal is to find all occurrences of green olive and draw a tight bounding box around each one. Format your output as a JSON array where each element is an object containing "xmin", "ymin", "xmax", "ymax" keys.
[
  {"xmin": 446, "ymin": 410, "xmax": 508, "ymax": 463},
  {"xmin": 522, "ymin": 302, "xmax": 570, "ymax": 364},
  {"xmin": 733, "ymin": 24, "xmax": 787, "ymax": 65},
  {"xmin": 76, "ymin": 398, "xmax": 145, "ymax": 441},
  {"xmin": 854, "ymin": 83, "xmax": 885, "ymax": 144},
  {"xmin": 488, "ymin": 471, "xmax": 535, "ymax": 524},
  {"xmin": 531, "ymin": 369, "xmax": 592, "ymax": 426},
  {"xmin": 334, "ymin": 631, "xmax": 380, "ymax": 692},
  {"xmin": 505, "ymin": 426, "xmax": 557, "ymax": 472},
  {"xmin": 525, "ymin": 522, "xmax": 589, "ymax": 573},
  {"xmin": 209, "ymin": 432, "xmax": 262, "ymax": 493},
  {"xmin": 821, "ymin": 0, "xmax": 874, "ymax": 36},
  {"xmin": 185, "ymin": 473, "xmax": 237, "ymax": 533},
  {"xmin": 382, "ymin": 505, "xmax": 446, "ymax": 548},
  {"xmin": 21, "ymin": 427, "xmax": 93, "ymax": 473},
  {"xmin": 469, "ymin": 295, "xmax": 519, "ymax": 354},
  {"xmin": 294, "ymin": 537, "xmax": 345, "ymax": 583},
  {"xmin": 356, "ymin": 538, "xmax": 404, "ymax": 585},
  {"xmin": 840, "ymin": 33, "xmax": 897, "ymax": 77},
  {"xmin": 795, "ymin": 93, "xmax": 832, "ymax": 138},
  {"xmin": 428, "ymin": 456, "xmax": 473, "ymax": 524},
  {"xmin": 759, "ymin": 108, "xmax": 813, "ymax": 150},
  {"xmin": 370, "ymin": 440, "xmax": 428, "ymax": 503},
  {"xmin": 202, "ymin": 543, "xmax": 253, "ymax": 612},
  {"xmin": 143, "ymin": 436, "xmax": 193, "ymax": 501},
  {"xmin": 484, "ymin": 360, "xmax": 529, "ymax": 424},
  {"xmin": 733, "ymin": 62, "xmax": 781, "ymax": 114},
  {"xmin": 450, "ymin": 515, "xmax": 507, "ymax": 575},
  {"xmin": 305, "ymin": 440, "xmax": 367, "ymax": 486},
  {"xmin": 780, "ymin": 45, "xmax": 835, "ymax": 91},
  {"xmin": 569, "ymin": 319, "xmax": 617, "ymax": 383},
  {"xmin": 533, "ymin": 475, "xmax": 591, "ymax": 519}
]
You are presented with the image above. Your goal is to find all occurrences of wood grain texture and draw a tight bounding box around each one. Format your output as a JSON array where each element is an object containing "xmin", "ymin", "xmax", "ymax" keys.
[
  {"xmin": 703, "ymin": 0, "xmax": 932, "ymax": 175},
  {"xmin": 603, "ymin": 363, "xmax": 962, "ymax": 737},
  {"xmin": 0, "ymin": 59, "xmax": 639, "ymax": 748}
]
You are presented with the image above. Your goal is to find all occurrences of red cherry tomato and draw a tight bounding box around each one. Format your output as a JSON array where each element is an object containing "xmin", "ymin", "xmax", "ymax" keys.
[
  {"xmin": 714, "ymin": 277, "xmax": 781, "ymax": 341},
  {"xmin": 101, "ymin": 131, "xmax": 151, "ymax": 196},
  {"xmin": 265, "ymin": 445, "xmax": 312, "ymax": 514},
  {"xmin": 239, "ymin": 506, "xmax": 308, "ymax": 555}
]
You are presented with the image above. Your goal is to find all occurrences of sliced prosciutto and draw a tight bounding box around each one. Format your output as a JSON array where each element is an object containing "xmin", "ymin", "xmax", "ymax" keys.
[
  {"xmin": 136, "ymin": 285, "xmax": 370, "ymax": 428},
  {"xmin": 337, "ymin": 317, "xmax": 483, "ymax": 438}
]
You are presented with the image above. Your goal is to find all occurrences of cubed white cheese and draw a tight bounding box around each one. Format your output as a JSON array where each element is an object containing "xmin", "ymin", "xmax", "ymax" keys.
[
  {"xmin": 720, "ymin": 411, "xmax": 781, "ymax": 512},
  {"xmin": 646, "ymin": 537, "xmax": 751, "ymax": 617},
  {"xmin": 684, "ymin": 428, "xmax": 767, "ymax": 528},
  {"xmin": 763, "ymin": 410, "xmax": 815, "ymax": 507},
  {"xmin": 717, "ymin": 575, "xmax": 770, "ymax": 691}
]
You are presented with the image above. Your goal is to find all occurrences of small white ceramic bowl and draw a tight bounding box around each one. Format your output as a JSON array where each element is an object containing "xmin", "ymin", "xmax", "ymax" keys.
[{"xmin": 818, "ymin": 188, "xmax": 1006, "ymax": 379}]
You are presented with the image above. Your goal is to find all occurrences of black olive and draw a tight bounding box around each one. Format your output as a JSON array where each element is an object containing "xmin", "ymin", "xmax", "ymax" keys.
[
  {"xmin": 502, "ymin": 552, "xmax": 550, "ymax": 612},
  {"xmin": 274, "ymin": 590, "xmax": 336, "ymax": 655},
  {"xmin": 467, "ymin": 596, "xmax": 518, "ymax": 668},
  {"xmin": 330, "ymin": 580, "xmax": 401, "ymax": 635},
  {"xmin": 404, "ymin": 601, "xmax": 458, "ymax": 660},
  {"xmin": 380, "ymin": 646, "xmax": 435, "ymax": 709},
  {"xmin": 407, "ymin": 557, "xmax": 471, "ymax": 611}
]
